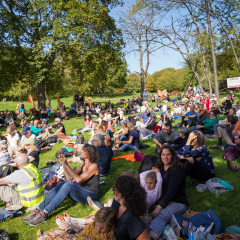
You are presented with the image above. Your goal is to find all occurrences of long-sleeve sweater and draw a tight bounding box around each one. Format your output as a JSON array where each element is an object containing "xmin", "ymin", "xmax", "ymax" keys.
[
  {"xmin": 155, "ymin": 166, "xmax": 188, "ymax": 209},
  {"xmin": 202, "ymin": 117, "xmax": 219, "ymax": 130},
  {"xmin": 140, "ymin": 170, "xmax": 162, "ymax": 208}
]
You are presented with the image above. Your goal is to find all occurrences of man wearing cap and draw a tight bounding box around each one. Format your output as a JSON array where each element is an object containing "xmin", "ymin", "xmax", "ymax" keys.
[
  {"xmin": 128, "ymin": 111, "xmax": 139, "ymax": 126},
  {"xmin": 41, "ymin": 118, "xmax": 65, "ymax": 140},
  {"xmin": 0, "ymin": 153, "xmax": 44, "ymax": 208},
  {"xmin": 18, "ymin": 126, "xmax": 36, "ymax": 153},
  {"xmin": 91, "ymin": 134, "xmax": 111, "ymax": 176},
  {"xmin": 143, "ymin": 88, "xmax": 149, "ymax": 102},
  {"xmin": 149, "ymin": 115, "xmax": 158, "ymax": 131}
]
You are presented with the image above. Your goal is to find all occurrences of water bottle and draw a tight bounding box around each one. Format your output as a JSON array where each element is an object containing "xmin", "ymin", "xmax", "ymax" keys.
[
  {"xmin": 235, "ymin": 130, "xmax": 239, "ymax": 139},
  {"xmin": 218, "ymin": 179, "xmax": 234, "ymax": 190}
]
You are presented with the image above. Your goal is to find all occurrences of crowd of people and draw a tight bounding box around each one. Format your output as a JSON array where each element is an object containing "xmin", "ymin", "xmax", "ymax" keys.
[{"xmin": 0, "ymin": 87, "xmax": 238, "ymax": 239}]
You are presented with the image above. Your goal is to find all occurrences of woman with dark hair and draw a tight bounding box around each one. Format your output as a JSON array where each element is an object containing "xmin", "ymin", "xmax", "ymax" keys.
[
  {"xmin": 167, "ymin": 127, "xmax": 189, "ymax": 151},
  {"xmin": 78, "ymin": 114, "xmax": 93, "ymax": 133},
  {"xmin": 114, "ymin": 175, "xmax": 150, "ymax": 240},
  {"xmin": 177, "ymin": 130, "xmax": 215, "ymax": 182},
  {"xmin": 23, "ymin": 144, "xmax": 99, "ymax": 227},
  {"xmin": 148, "ymin": 145, "xmax": 188, "ymax": 240}
]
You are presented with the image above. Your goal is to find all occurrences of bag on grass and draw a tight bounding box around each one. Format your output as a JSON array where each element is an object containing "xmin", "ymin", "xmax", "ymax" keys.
[
  {"xmin": 223, "ymin": 146, "xmax": 240, "ymax": 161},
  {"xmin": 138, "ymin": 155, "xmax": 158, "ymax": 173},
  {"xmin": 36, "ymin": 140, "xmax": 49, "ymax": 149},
  {"xmin": 134, "ymin": 151, "xmax": 146, "ymax": 162},
  {"xmin": 47, "ymin": 136, "xmax": 58, "ymax": 144},
  {"xmin": 45, "ymin": 175, "xmax": 60, "ymax": 191}
]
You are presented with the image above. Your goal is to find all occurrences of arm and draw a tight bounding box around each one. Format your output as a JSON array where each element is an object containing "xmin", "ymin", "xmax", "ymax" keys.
[
  {"xmin": 0, "ymin": 177, "xmax": 11, "ymax": 185},
  {"xmin": 117, "ymin": 136, "xmax": 134, "ymax": 145},
  {"xmin": 136, "ymin": 230, "xmax": 151, "ymax": 240},
  {"xmin": 53, "ymin": 127, "xmax": 63, "ymax": 135}
]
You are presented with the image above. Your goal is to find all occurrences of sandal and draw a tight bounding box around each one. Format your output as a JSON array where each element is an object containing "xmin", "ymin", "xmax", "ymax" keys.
[{"xmin": 56, "ymin": 215, "xmax": 70, "ymax": 229}]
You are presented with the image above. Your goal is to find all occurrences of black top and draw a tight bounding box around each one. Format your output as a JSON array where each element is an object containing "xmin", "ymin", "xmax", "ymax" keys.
[
  {"xmin": 116, "ymin": 209, "xmax": 145, "ymax": 240},
  {"xmin": 111, "ymin": 113, "xmax": 120, "ymax": 118},
  {"xmin": 79, "ymin": 163, "xmax": 99, "ymax": 197},
  {"xmin": 226, "ymin": 99, "xmax": 232, "ymax": 109},
  {"xmin": 52, "ymin": 123, "xmax": 65, "ymax": 134},
  {"xmin": 155, "ymin": 166, "xmax": 188, "ymax": 209},
  {"xmin": 150, "ymin": 121, "xmax": 157, "ymax": 131},
  {"xmin": 27, "ymin": 151, "xmax": 39, "ymax": 168},
  {"xmin": 128, "ymin": 116, "xmax": 139, "ymax": 126},
  {"xmin": 96, "ymin": 145, "xmax": 112, "ymax": 175},
  {"xmin": 111, "ymin": 198, "xmax": 120, "ymax": 211},
  {"xmin": 169, "ymin": 137, "xmax": 188, "ymax": 151},
  {"xmin": 129, "ymin": 130, "xmax": 140, "ymax": 148}
]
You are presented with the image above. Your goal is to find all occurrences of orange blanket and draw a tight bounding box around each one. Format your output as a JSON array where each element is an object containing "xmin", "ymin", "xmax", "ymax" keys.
[{"xmin": 112, "ymin": 154, "xmax": 135, "ymax": 162}]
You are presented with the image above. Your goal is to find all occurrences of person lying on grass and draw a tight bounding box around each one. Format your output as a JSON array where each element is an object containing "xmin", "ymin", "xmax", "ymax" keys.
[{"xmin": 22, "ymin": 144, "xmax": 99, "ymax": 227}]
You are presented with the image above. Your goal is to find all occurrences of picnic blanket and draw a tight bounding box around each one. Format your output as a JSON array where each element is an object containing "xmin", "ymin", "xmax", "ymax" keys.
[
  {"xmin": 56, "ymin": 133, "xmax": 71, "ymax": 145},
  {"xmin": 112, "ymin": 154, "xmax": 135, "ymax": 162}
]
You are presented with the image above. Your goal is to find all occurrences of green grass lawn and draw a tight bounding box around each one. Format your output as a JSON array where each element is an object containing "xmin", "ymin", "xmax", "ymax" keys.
[{"xmin": 0, "ymin": 92, "xmax": 240, "ymax": 239}]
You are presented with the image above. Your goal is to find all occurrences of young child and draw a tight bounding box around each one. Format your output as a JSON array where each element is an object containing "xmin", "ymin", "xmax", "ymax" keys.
[
  {"xmin": 56, "ymin": 207, "xmax": 117, "ymax": 240},
  {"xmin": 140, "ymin": 170, "xmax": 162, "ymax": 208}
]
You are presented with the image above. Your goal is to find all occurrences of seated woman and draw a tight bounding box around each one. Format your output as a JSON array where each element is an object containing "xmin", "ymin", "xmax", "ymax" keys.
[
  {"xmin": 23, "ymin": 144, "xmax": 99, "ymax": 227},
  {"xmin": 167, "ymin": 127, "xmax": 189, "ymax": 151},
  {"xmin": 177, "ymin": 131, "xmax": 215, "ymax": 182},
  {"xmin": 177, "ymin": 93, "xmax": 181, "ymax": 101},
  {"xmin": 196, "ymin": 110, "xmax": 218, "ymax": 134},
  {"xmin": 77, "ymin": 105, "xmax": 85, "ymax": 117},
  {"xmin": 102, "ymin": 120, "xmax": 114, "ymax": 138},
  {"xmin": 113, "ymin": 120, "xmax": 129, "ymax": 141},
  {"xmin": 113, "ymin": 175, "xmax": 150, "ymax": 240},
  {"xmin": 115, "ymin": 122, "xmax": 140, "ymax": 152},
  {"xmin": 148, "ymin": 145, "xmax": 188, "ymax": 240},
  {"xmin": 78, "ymin": 114, "xmax": 93, "ymax": 133}
]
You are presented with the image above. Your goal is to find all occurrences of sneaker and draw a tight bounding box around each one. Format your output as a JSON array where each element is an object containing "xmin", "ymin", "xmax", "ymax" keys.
[
  {"xmin": 227, "ymin": 160, "xmax": 240, "ymax": 172},
  {"xmin": 113, "ymin": 149, "xmax": 121, "ymax": 154},
  {"xmin": 28, "ymin": 211, "xmax": 48, "ymax": 227},
  {"xmin": 45, "ymin": 161, "xmax": 55, "ymax": 165},
  {"xmin": 217, "ymin": 143, "xmax": 223, "ymax": 147},
  {"xmin": 22, "ymin": 209, "xmax": 40, "ymax": 223},
  {"xmin": 87, "ymin": 197, "xmax": 104, "ymax": 211}
]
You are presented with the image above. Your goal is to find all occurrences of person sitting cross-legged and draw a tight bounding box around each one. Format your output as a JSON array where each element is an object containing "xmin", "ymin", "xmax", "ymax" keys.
[
  {"xmin": 41, "ymin": 118, "xmax": 65, "ymax": 140},
  {"xmin": 181, "ymin": 105, "xmax": 198, "ymax": 128},
  {"xmin": 23, "ymin": 144, "xmax": 99, "ymax": 227}
]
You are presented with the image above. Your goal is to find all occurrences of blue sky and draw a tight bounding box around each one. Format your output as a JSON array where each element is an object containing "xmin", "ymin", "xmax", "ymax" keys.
[{"xmin": 109, "ymin": 1, "xmax": 185, "ymax": 74}]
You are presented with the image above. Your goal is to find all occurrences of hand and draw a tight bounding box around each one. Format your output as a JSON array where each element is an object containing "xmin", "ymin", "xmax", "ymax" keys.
[
  {"xmin": 59, "ymin": 155, "xmax": 68, "ymax": 165},
  {"xmin": 151, "ymin": 205, "xmax": 162, "ymax": 219},
  {"xmin": 187, "ymin": 157, "xmax": 194, "ymax": 164},
  {"xmin": 152, "ymin": 167, "xmax": 160, "ymax": 173},
  {"xmin": 235, "ymin": 139, "xmax": 240, "ymax": 144},
  {"xmin": 232, "ymin": 130, "xmax": 236, "ymax": 136},
  {"xmin": 8, "ymin": 184, "xmax": 15, "ymax": 187},
  {"xmin": 50, "ymin": 134, "xmax": 55, "ymax": 137},
  {"xmin": 116, "ymin": 140, "xmax": 121, "ymax": 144}
]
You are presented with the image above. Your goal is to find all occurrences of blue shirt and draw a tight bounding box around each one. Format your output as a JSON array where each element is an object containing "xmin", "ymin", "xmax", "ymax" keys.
[
  {"xmin": 96, "ymin": 145, "xmax": 112, "ymax": 175},
  {"xmin": 41, "ymin": 124, "xmax": 50, "ymax": 133},
  {"xmin": 141, "ymin": 112, "xmax": 152, "ymax": 124},
  {"xmin": 143, "ymin": 91, "xmax": 149, "ymax": 97},
  {"xmin": 185, "ymin": 111, "xmax": 198, "ymax": 123}
]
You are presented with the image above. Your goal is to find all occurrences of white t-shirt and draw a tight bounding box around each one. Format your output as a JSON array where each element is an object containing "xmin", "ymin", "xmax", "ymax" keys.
[
  {"xmin": 104, "ymin": 114, "xmax": 111, "ymax": 124},
  {"xmin": 166, "ymin": 111, "xmax": 174, "ymax": 118},
  {"xmin": 118, "ymin": 111, "xmax": 124, "ymax": 120},
  {"xmin": 20, "ymin": 134, "xmax": 36, "ymax": 145},
  {"xmin": 141, "ymin": 106, "xmax": 147, "ymax": 113},
  {"xmin": 6, "ymin": 168, "xmax": 31, "ymax": 187},
  {"xmin": 7, "ymin": 133, "xmax": 20, "ymax": 147},
  {"xmin": 134, "ymin": 104, "xmax": 140, "ymax": 113},
  {"xmin": 162, "ymin": 105, "xmax": 167, "ymax": 113}
]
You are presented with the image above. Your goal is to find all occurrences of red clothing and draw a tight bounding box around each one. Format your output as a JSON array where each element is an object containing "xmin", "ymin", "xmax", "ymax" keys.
[
  {"xmin": 200, "ymin": 96, "xmax": 210, "ymax": 111},
  {"xmin": 154, "ymin": 126, "xmax": 162, "ymax": 133}
]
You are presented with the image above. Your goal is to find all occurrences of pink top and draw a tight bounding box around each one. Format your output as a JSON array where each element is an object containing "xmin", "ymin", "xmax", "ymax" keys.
[
  {"xmin": 200, "ymin": 96, "xmax": 210, "ymax": 111},
  {"xmin": 140, "ymin": 170, "xmax": 162, "ymax": 208},
  {"xmin": 84, "ymin": 120, "xmax": 92, "ymax": 127}
]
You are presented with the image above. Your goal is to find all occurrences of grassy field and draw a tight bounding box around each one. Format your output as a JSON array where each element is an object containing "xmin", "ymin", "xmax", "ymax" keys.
[{"xmin": 0, "ymin": 92, "xmax": 240, "ymax": 239}]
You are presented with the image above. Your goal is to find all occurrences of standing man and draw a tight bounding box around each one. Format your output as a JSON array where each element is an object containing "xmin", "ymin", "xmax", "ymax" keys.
[{"xmin": 143, "ymin": 88, "xmax": 149, "ymax": 102}]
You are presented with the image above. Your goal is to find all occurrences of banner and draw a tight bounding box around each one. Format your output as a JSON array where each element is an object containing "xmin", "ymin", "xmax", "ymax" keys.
[
  {"xmin": 34, "ymin": 93, "xmax": 38, "ymax": 101},
  {"xmin": 157, "ymin": 90, "xmax": 168, "ymax": 99},
  {"xmin": 57, "ymin": 95, "xmax": 61, "ymax": 107},
  {"xmin": 27, "ymin": 95, "xmax": 37, "ymax": 109},
  {"xmin": 171, "ymin": 90, "xmax": 179, "ymax": 96},
  {"xmin": 227, "ymin": 77, "xmax": 240, "ymax": 88}
]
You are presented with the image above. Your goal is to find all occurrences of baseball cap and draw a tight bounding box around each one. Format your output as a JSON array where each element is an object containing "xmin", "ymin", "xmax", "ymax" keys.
[
  {"xmin": 23, "ymin": 138, "xmax": 35, "ymax": 145},
  {"xmin": 122, "ymin": 119, "xmax": 129, "ymax": 124},
  {"xmin": 167, "ymin": 106, "xmax": 171, "ymax": 109},
  {"xmin": 42, "ymin": 118, "xmax": 48, "ymax": 122},
  {"xmin": 22, "ymin": 126, "xmax": 30, "ymax": 135},
  {"xmin": 131, "ymin": 111, "xmax": 136, "ymax": 114},
  {"xmin": 151, "ymin": 115, "xmax": 157, "ymax": 118}
]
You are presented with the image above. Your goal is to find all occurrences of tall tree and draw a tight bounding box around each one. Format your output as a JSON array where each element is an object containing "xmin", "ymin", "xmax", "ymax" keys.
[{"xmin": 0, "ymin": 0, "xmax": 123, "ymax": 108}]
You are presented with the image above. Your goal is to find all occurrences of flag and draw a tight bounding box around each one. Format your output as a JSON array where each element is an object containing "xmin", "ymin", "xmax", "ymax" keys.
[
  {"xmin": 27, "ymin": 95, "xmax": 37, "ymax": 108},
  {"xmin": 157, "ymin": 90, "xmax": 168, "ymax": 99},
  {"xmin": 57, "ymin": 95, "xmax": 61, "ymax": 107},
  {"xmin": 34, "ymin": 93, "xmax": 38, "ymax": 101},
  {"xmin": 171, "ymin": 90, "xmax": 179, "ymax": 96}
]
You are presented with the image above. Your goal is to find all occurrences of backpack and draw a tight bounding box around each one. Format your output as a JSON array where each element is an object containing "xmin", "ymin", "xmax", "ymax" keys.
[
  {"xmin": 36, "ymin": 139, "xmax": 49, "ymax": 149},
  {"xmin": 138, "ymin": 155, "xmax": 158, "ymax": 173},
  {"xmin": 134, "ymin": 151, "xmax": 146, "ymax": 162},
  {"xmin": 46, "ymin": 136, "xmax": 58, "ymax": 144},
  {"xmin": 0, "ymin": 229, "xmax": 10, "ymax": 240},
  {"xmin": 0, "ymin": 165, "xmax": 13, "ymax": 178},
  {"xmin": 75, "ymin": 135, "xmax": 84, "ymax": 145},
  {"xmin": 222, "ymin": 146, "xmax": 240, "ymax": 161}
]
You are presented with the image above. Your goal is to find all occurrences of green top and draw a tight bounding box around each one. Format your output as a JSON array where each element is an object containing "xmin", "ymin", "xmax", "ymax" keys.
[{"xmin": 203, "ymin": 117, "xmax": 219, "ymax": 130}]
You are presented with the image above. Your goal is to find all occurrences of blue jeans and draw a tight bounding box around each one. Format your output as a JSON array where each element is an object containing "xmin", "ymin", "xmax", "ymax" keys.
[
  {"xmin": 38, "ymin": 182, "xmax": 98, "ymax": 214},
  {"xmin": 120, "ymin": 144, "xmax": 138, "ymax": 151}
]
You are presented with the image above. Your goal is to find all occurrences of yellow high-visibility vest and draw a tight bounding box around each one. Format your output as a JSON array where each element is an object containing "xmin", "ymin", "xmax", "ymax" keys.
[{"xmin": 17, "ymin": 163, "xmax": 44, "ymax": 207}]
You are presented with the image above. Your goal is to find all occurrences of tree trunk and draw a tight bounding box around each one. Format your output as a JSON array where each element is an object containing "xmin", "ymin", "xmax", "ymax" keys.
[
  {"xmin": 205, "ymin": 0, "xmax": 219, "ymax": 101},
  {"xmin": 38, "ymin": 79, "xmax": 46, "ymax": 109},
  {"xmin": 140, "ymin": 71, "xmax": 146, "ymax": 98},
  {"xmin": 184, "ymin": 75, "xmax": 194, "ymax": 95},
  {"xmin": 45, "ymin": 88, "xmax": 51, "ymax": 108}
]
